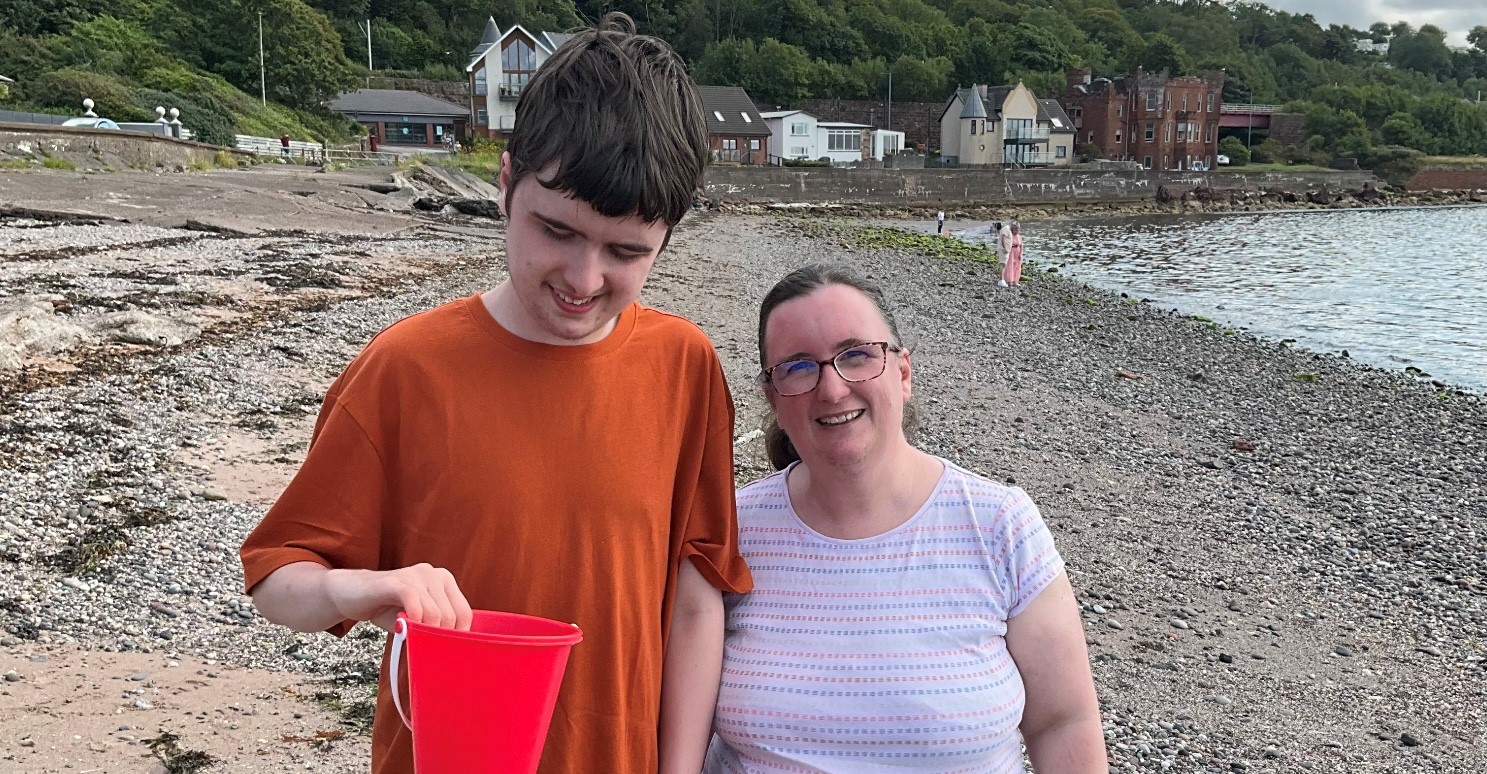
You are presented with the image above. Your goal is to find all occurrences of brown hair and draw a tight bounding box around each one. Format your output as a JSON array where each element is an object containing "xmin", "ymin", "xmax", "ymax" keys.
[
  {"xmin": 504, "ymin": 11, "xmax": 707, "ymax": 227},
  {"xmin": 757, "ymin": 263, "xmax": 920, "ymax": 470}
]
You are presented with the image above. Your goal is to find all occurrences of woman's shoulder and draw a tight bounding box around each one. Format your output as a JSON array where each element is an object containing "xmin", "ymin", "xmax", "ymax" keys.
[{"xmin": 935, "ymin": 459, "xmax": 1036, "ymax": 513}]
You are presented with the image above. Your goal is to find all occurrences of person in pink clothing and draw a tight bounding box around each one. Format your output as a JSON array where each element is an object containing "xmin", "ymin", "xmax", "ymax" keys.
[{"xmin": 1001, "ymin": 220, "xmax": 1025, "ymax": 287}]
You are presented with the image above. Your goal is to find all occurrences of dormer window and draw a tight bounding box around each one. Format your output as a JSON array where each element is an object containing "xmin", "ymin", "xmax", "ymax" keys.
[
  {"xmin": 714, "ymin": 110, "xmax": 725, "ymax": 122},
  {"xmin": 741, "ymin": 113, "xmax": 751, "ymax": 122}
]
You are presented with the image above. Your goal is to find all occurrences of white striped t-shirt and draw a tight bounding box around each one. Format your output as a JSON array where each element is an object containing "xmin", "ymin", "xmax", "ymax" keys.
[{"xmin": 706, "ymin": 459, "xmax": 1065, "ymax": 773}]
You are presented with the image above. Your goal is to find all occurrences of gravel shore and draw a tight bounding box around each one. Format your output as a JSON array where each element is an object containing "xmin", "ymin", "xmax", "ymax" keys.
[{"xmin": 1, "ymin": 167, "xmax": 1483, "ymax": 772}]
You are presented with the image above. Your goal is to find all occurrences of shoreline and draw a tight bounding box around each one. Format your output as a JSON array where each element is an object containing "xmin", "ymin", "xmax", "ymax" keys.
[
  {"xmin": 1, "ymin": 169, "xmax": 1483, "ymax": 771},
  {"xmin": 775, "ymin": 214, "xmax": 1485, "ymax": 398},
  {"xmin": 711, "ymin": 184, "xmax": 1487, "ymax": 224}
]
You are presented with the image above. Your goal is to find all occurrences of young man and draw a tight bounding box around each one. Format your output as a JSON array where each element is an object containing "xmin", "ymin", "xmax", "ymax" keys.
[{"xmin": 240, "ymin": 13, "xmax": 750, "ymax": 774}]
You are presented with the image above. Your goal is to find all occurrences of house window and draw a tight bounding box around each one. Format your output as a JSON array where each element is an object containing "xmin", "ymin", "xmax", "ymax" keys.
[
  {"xmin": 476, "ymin": 108, "xmax": 488, "ymax": 126},
  {"xmin": 1144, "ymin": 123, "xmax": 1154, "ymax": 141},
  {"xmin": 1165, "ymin": 123, "xmax": 1172, "ymax": 142},
  {"xmin": 1206, "ymin": 124, "xmax": 1213, "ymax": 143},
  {"xmin": 1146, "ymin": 92, "xmax": 1158, "ymax": 111},
  {"xmin": 1143, "ymin": 155, "xmax": 1152, "ymax": 169},
  {"xmin": 750, "ymin": 138, "xmax": 760, "ymax": 150},
  {"xmin": 1088, "ymin": 132, "xmax": 1095, "ymax": 143},
  {"xmin": 474, "ymin": 70, "xmax": 487, "ymax": 96},
  {"xmin": 500, "ymin": 38, "xmax": 536, "ymax": 99},
  {"xmin": 741, "ymin": 112, "xmax": 752, "ymax": 123},
  {"xmin": 1056, "ymin": 146, "xmax": 1067, "ymax": 158},
  {"xmin": 1208, "ymin": 94, "xmax": 1215, "ymax": 112},
  {"xmin": 1183, "ymin": 95, "xmax": 1189, "ymax": 112},
  {"xmin": 790, "ymin": 122, "xmax": 808, "ymax": 136},
  {"xmin": 722, "ymin": 139, "xmax": 737, "ymax": 150},
  {"xmin": 827, "ymin": 129, "xmax": 859, "ymax": 152},
  {"xmin": 790, "ymin": 146, "xmax": 809, "ymax": 157},
  {"xmin": 1115, "ymin": 130, "xmax": 1122, "ymax": 144},
  {"xmin": 1163, "ymin": 156, "xmax": 1170, "ymax": 169},
  {"xmin": 1117, "ymin": 105, "xmax": 1123, "ymax": 117},
  {"xmin": 713, "ymin": 111, "xmax": 724, "ymax": 122}
]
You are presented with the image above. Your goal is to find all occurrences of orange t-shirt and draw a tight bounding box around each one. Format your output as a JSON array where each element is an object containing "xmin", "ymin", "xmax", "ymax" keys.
[{"xmin": 240, "ymin": 294, "xmax": 752, "ymax": 774}]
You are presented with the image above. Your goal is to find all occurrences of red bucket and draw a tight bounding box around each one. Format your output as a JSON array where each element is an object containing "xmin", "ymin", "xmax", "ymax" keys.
[{"xmin": 391, "ymin": 611, "xmax": 582, "ymax": 773}]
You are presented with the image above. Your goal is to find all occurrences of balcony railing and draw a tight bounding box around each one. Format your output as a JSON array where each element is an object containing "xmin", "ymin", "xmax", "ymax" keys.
[
  {"xmin": 498, "ymin": 84, "xmax": 523, "ymax": 101},
  {"xmin": 1003, "ymin": 151, "xmax": 1059, "ymax": 166},
  {"xmin": 1004, "ymin": 125, "xmax": 1052, "ymax": 143},
  {"xmin": 712, "ymin": 149, "xmax": 763, "ymax": 164}
]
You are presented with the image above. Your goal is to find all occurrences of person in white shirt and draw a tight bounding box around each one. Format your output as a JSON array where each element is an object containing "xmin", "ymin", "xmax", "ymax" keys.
[
  {"xmin": 706, "ymin": 263, "xmax": 1104, "ymax": 773},
  {"xmin": 935, "ymin": 209, "xmax": 946, "ymax": 235},
  {"xmin": 996, "ymin": 221, "xmax": 1014, "ymax": 287}
]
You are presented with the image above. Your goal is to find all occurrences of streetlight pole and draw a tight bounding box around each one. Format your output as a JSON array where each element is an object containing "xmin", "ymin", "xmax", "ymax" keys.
[
  {"xmin": 359, "ymin": 19, "xmax": 373, "ymax": 88},
  {"xmin": 886, "ymin": 68, "xmax": 893, "ymax": 135},
  {"xmin": 1246, "ymin": 85, "xmax": 1253, "ymax": 149},
  {"xmin": 258, "ymin": 12, "xmax": 267, "ymax": 106}
]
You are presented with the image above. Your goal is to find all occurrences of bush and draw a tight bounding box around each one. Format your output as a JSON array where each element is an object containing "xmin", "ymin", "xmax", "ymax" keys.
[
  {"xmin": 1077, "ymin": 143, "xmax": 1105, "ymax": 162},
  {"xmin": 1218, "ymin": 136, "xmax": 1250, "ymax": 166},
  {"xmin": 29, "ymin": 69, "xmax": 150, "ymax": 122},
  {"xmin": 1361, "ymin": 145, "xmax": 1425, "ymax": 186},
  {"xmin": 133, "ymin": 88, "xmax": 236, "ymax": 147},
  {"xmin": 1250, "ymin": 138, "xmax": 1284, "ymax": 164}
]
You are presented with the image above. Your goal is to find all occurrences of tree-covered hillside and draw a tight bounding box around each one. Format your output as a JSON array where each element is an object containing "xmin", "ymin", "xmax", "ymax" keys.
[{"xmin": 2, "ymin": 0, "xmax": 1485, "ymax": 159}]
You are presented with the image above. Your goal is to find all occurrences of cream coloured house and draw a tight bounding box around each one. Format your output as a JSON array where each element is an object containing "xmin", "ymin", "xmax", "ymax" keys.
[{"xmin": 938, "ymin": 82, "xmax": 1075, "ymax": 166}]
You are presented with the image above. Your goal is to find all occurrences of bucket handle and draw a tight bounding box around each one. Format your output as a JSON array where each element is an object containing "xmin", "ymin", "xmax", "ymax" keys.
[{"xmin": 389, "ymin": 615, "xmax": 413, "ymax": 730}]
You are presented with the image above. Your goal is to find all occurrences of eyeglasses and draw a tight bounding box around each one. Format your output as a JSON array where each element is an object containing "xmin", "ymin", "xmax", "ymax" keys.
[{"xmin": 759, "ymin": 342, "xmax": 903, "ymax": 397}]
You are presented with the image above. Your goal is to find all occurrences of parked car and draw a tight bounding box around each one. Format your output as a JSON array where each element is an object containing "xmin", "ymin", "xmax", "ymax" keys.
[
  {"xmin": 61, "ymin": 117, "xmax": 120, "ymax": 130},
  {"xmin": 1216, "ymin": 154, "xmax": 1231, "ymax": 166}
]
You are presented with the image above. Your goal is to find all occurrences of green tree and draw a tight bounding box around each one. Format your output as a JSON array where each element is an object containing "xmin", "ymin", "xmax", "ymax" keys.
[
  {"xmin": 1218, "ymin": 136, "xmax": 1249, "ymax": 166},
  {"xmin": 1388, "ymin": 25, "xmax": 1452, "ymax": 78},
  {"xmin": 1412, "ymin": 94, "xmax": 1487, "ymax": 155},
  {"xmin": 1380, "ymin": 111, "xmax": 1431, "ymax": 151},
  {"xmin": 887, "ymin": 54, "xmax": 952, "ymax": 102},
  {"xmin": 1470, "ymin": 26, "xmax": 1487, "ymax": 54},
  {"xmin": 1135, "ymin": 32, "xmax": 1189, "ymax": 76}
]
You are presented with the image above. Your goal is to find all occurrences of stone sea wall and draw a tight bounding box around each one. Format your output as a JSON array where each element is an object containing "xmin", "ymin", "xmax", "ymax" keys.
[{"xmin": 703, "ymin": 166, "xmax": 1380, "ymax": 206}]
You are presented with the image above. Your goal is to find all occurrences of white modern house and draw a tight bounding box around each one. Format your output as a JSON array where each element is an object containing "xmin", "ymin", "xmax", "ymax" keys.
[
  {"xmin": 939, "ymin": 82, "xmax": 1075, "ymax": 166},
  {"xmin": 761, "ymin": 110, "xmax": 901, "ymax": 163},
  {"xmin": 761, "ymin": 110, "xmax": 819, "ymax": 160},
  {"xmin": 465, "ymin": 17, "xmax": 574, "ymax": 138}
]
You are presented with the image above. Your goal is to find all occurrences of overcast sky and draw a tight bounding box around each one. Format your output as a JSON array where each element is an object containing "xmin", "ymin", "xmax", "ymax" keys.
[{"xmin": 1263, "ymin": 0, "xmax": 1482, "ymax": 46}]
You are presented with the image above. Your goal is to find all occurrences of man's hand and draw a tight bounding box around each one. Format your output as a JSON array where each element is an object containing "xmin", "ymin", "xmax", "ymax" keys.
[
  {"xmin": 250, "ymin": 562, "xmax": 474, "ymax": 634},
  {"xmin": 325, "ymin": 563, "xmax": 474, "ymax": 632}
]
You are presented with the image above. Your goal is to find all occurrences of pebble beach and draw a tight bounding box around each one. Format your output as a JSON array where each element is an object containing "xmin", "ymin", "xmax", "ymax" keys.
[{"xmin": 0, "ymin": 165, "xmax": 1483, "ymax": 772}]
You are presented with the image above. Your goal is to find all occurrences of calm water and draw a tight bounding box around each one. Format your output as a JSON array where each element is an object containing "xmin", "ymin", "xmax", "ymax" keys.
[{"xmin": 959, "ymin": 207, "xmax": 1487, "ymax": 392}]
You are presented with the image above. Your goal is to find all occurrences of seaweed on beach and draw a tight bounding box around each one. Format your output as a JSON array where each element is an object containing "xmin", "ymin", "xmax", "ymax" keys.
[
  {"xmin": 144, "ymin": 731, "xmax": 218, "ymax": 772},
  {"xmin": 789, "ymin": 220, "xmax": 1002, "ymax": 267}
]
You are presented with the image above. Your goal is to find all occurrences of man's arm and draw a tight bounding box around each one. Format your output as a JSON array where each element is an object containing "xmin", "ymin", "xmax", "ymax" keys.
[
  {"xmin": 1006, "ymin": 573, "xmax": 1106, "ymax": 772},
  {"xmin": 658, "ymin": 559, "xmax": 724, "ymax": 774},
  {"xmin": 251, "ymin": 561, "xmax": 474, "ymax": 634}
]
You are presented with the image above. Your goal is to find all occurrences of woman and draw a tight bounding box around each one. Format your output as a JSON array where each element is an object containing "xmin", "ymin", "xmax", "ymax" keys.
[
  {"xmin": 707, "ymin": 264, "xmax": 1103, "ymax": 773},
  {"xmin": 1003, "ymin": 221, "xmax": 1024, "ymax": 287}
]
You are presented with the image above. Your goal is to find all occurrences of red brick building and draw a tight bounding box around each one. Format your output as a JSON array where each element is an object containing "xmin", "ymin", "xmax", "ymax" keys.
[{"xmin": 1062, "ymin": 68, "xmax": 1225, "ymax": 171}]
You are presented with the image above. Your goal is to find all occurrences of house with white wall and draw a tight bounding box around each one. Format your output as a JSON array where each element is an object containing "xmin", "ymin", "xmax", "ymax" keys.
[
  {"xmin": 939, "ymin": 82, "xmax": 1075, "ymax": 166},
  {"xmin": 465, "ymin": 17, "xmax": 573, "ymax": 138},
  {"xmin": 761, "ymin": 110, "xmax": 818, "ymax": 160}
]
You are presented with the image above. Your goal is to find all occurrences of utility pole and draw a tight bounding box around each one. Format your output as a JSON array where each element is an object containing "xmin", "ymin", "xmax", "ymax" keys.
[
  {"xmin": 359, "ymin": 19, "xmax": 373, "ymax": 88},
  {"xmin": 1246, "ymin": 85, "xmax": 1254, "ymax": 149},
  {"xmin": 886, "ymin": 69, "xmax": 893, "ymax": 135},
  {"xmin": 258, "ymin": 11, "xmax": 266, "ymax": 106}
]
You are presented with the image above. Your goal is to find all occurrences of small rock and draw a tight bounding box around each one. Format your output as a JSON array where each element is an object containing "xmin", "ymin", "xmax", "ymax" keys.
[
  {"xmin": 1170, "ymin": 618, "xmax": 1190, "ymax": 630},
  {"xmin": 3, "ymin": 670, "xmax": 20, "ymax": 682},
  {"xmin": 1400, "ymin": 732, "xmax": 1420, "ymax": 747},
  {"xmin": 128, "ymin": 672, "xmax": 149, "ymax": 682},
  {"xmin": 62, "ymin": 577, "xmax": 90, "ymax": 592},
  {"xmin": 133, "ymin": 698, "xmax": 153, "ymax": 710},
  {"xmin": 1219, "ymin": 653, "xmax": 1235, "ymax": 664},
  {"xmin": 1334, "ymin": 645, "xmax": 1355, "ymax": 657}
]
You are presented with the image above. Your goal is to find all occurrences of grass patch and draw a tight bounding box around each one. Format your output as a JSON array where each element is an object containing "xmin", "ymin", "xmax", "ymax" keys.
[
  {"xmin": 1417, "ymin": 156, "xmax": 1487, "ymax": 169},
  {"xmin": 795, "ymin": 222, "xmax": 1001, "ymax": 266},
  {"xmin": 1234, "ymin": 163, "xmax": 1332, "ymax": 173},
  {"xmin": 41, "ymin": 157, "xmax": 76, "ymax": 171},
  {"xmin": 426, "ymin": 148, "xmax": 503, "ymax": 183},
  {"xmin": 0, "ymin": 159, "xmax": 32, "ymax": 170}
]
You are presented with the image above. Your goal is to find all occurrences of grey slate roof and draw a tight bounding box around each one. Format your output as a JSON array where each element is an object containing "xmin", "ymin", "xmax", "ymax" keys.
[
  {"xmin": 327, "ymin": 89, "xmax": 468, "ymax": 117},
  {"xmin": 696, "ymin": 85, "xmax": 772, "ymax": 137},
  {"xmin": 1038, "ymin": 99, "xmax": 1075, "ymax": 132},
  {"xmin": 960, "ymin": 87, "xmax": 987, "ymax": 119}
]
